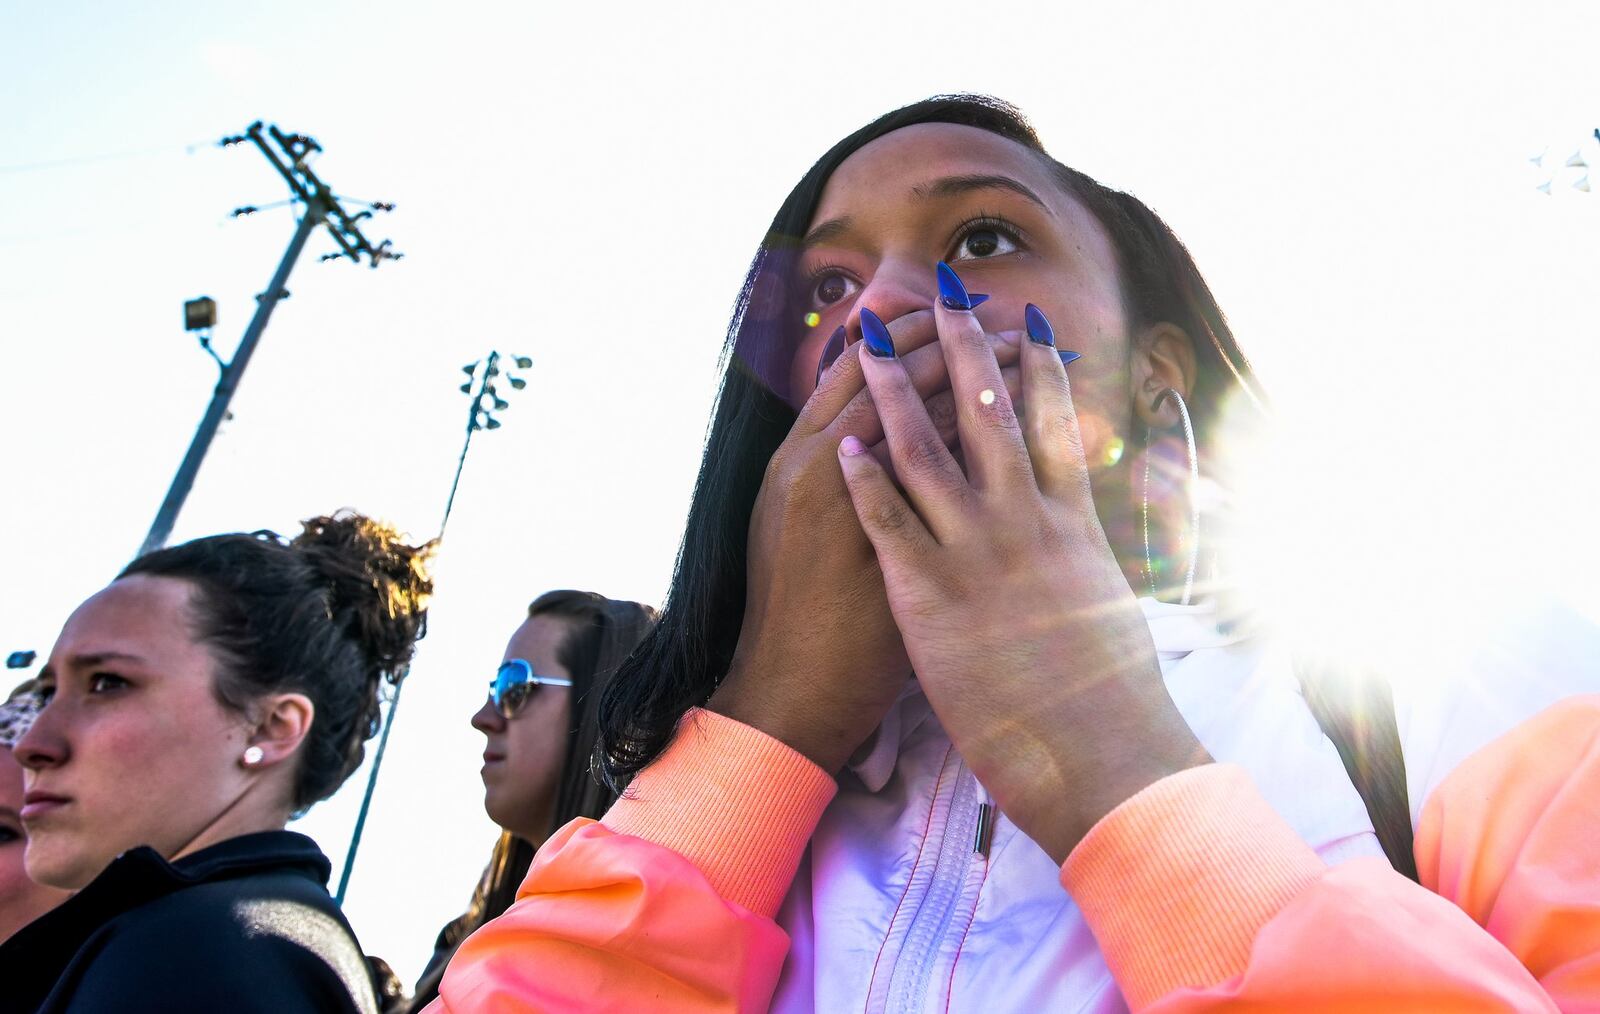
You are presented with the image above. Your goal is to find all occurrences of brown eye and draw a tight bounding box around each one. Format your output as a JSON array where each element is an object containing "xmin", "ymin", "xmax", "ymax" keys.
[
  {"xmin": 950, "ymin": 222, "xmax": 1021, "ymax": 263},
  {"xmin": 815, "ymin": 274, "xmax": 850, "ymax": 305},
  {"xmin": 963, "ymin": 230, "xmax": 1000, "ymax": 257}
]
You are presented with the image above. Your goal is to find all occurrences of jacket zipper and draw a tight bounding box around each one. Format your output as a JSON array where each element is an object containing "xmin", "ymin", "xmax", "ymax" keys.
[{"xmin": 871, "ymin": 755, "xmax": 989, "ymax": 1013}]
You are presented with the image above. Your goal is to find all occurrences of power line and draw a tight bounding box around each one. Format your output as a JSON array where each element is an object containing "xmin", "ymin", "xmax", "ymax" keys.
[{"xmin": 0, "ymin": 139, "xmax": 216, "ymax": 176}]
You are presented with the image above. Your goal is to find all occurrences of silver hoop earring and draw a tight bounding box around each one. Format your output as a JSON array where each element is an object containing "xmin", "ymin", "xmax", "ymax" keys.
[
  {"xmin": 242, "ymin": 746, "xmax": 265, "ymax": 767},
  {"xmin": 1142, "ymin": 388, "xmax": 1200, "ymax": 606}
]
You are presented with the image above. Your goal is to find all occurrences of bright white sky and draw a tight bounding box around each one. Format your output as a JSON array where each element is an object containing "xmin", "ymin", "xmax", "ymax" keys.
[{"xmin": 5, "ymin": 0, "xmax": 1599, "ymax": 986}]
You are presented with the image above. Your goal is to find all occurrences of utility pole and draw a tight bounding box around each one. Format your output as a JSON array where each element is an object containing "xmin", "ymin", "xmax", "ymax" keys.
[
  {"xmin": 334, "ymin": 350, "xmax": 531, "ymax": 905},
  {"xmin": 137, "ymin": 122, "xmax": 400, "ymax": 559}
]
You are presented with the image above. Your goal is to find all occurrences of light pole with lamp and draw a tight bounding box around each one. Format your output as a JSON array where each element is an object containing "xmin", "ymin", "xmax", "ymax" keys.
[{"xmin": 333, "ymin": 350, "xmax": 532, "ymax": 905}]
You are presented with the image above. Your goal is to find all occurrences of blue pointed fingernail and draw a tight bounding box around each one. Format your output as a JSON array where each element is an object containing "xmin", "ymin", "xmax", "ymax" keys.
[
  {"xmin": 967, "ymin": 293, "xmax": 989, "ymax": 307},
  {"xmin": 1025, "ymin": 303, "xmax": 1055, "ymax": 347},
  {"xmin": 815, "ymin": 326, "xmax": 846, "ymax": 387},
  {"xmin": 1059, "ymin": 350, "xmax": 1082, "ymax": 366},
  {"xmin": 859, "ymin": 307, "xmax": 895, "ymax": 359},
  {"xmin": 936, "ymin": 261, "xmax": 974, "ymax": 311}
]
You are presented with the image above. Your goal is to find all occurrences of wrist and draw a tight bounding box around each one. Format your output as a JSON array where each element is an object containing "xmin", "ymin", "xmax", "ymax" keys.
[
  {"xmin": 707, "ymin": 661, "xmax": 855, "ymax": 774},
  {"xmin": 1004, "ymin": 710, "xmax": 1210, "ymax": 865}
]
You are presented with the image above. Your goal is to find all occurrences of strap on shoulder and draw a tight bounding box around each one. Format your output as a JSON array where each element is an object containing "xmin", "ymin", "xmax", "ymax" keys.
[{"xmin": 1295, "ymin": 656, "xmax": 1419, "ymax": 881}]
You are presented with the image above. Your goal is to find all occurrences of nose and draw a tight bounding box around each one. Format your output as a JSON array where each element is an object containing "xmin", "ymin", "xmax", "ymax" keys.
[
  {"xmin": 847, "ymin": 258, "xmax": 937, "ymax": 342},
  {"xmin": 13, "ymin": 700, "xmax": 68, "ymax": 772},
  {"xmin": 471, "ymin": 695, "xmax": 505, "ymax": 735}
]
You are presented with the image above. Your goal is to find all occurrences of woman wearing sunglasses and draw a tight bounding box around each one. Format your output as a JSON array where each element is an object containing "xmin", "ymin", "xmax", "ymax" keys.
[{"xmin": 405, "ymin": 590, "xmax": 656, "ymax": 1012}]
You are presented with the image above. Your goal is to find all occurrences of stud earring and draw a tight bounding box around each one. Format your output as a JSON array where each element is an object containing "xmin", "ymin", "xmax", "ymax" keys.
[{"xmin": 242, "ymin": 746, "xmax": 265, "ymax": 767}]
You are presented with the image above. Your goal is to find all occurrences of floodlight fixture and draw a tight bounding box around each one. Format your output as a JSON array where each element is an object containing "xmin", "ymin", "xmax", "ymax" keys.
[{"xmin": 184, "ymin": 297, "xmax": 218, "ymax": 332}]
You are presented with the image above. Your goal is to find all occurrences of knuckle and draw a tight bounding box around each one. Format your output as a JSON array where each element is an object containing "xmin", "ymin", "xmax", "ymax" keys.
[
  {"xmin": 900, "ymin": 433, "xmax": 952, "ymax": 477},
  {"xmin": 1031, "ymin": 409, "xmax": 1083, "ymax": 455},
  {"xmin": 762, "ymin": 450, "xmax": 792, "ymax": 492},
  {"xmin": 950, "ymin": 318, "xmax": 990, "ymax": 351},
  {"xmin": 972, "ymin": 391, "xmax": 1020, "ymax": 433},
  {"xmin": 865, "ymin": 496, "xmax": 914, "ymax": 535}
]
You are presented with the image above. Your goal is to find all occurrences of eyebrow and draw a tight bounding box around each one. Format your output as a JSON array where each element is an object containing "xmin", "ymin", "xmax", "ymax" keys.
[
  {"xmin": 911, "ymin": 173, "xmax": 1051, "ymax": 211},
  {"xmin": 800, "ymin": 216, "xmax": 855, "ymax": 250},
  {"xmin": 801, "ymin": 174, "xmax": 1051, "ymax": 250},
  {"xmin": 0, "ymin": 806, "xmax": 18, "ymax": 824},
  {"xmin": 37, "ymin": 651, "xmax": 148, "ymax": 680}
]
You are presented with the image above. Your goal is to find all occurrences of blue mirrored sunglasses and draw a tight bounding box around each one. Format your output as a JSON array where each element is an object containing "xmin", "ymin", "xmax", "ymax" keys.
[{"xmin": 489, "ymin": 658, "xmax": 573, "ymax": 719}]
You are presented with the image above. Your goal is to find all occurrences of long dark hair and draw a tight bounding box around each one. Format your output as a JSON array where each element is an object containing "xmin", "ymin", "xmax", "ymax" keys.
[
  {"xmin": 121, "ymin": 511, "xmax": 433, "ymax": 812},
  {"xmin": 449, "ymin": 591, "xmax": 656, "ymax": 941},
  {"xmin": 596, "ymin": 95, "xmax": 1261, "ymax": 790}
]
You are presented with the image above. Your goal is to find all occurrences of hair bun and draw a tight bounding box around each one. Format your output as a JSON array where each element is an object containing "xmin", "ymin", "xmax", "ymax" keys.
[{"xmin": 291, "ymin": 511, "xmax": 435, "ymax": 685}]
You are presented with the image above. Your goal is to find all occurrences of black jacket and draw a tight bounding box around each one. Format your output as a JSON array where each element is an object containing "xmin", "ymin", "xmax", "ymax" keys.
[{"xmin": 0, "ymin": 831, "xmax": 380, "ymax": 1013}]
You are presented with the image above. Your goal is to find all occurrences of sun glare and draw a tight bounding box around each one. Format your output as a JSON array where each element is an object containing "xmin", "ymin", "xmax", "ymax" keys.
[{"xmin": 1216, "ymin": 386, "xmax": 1525, "ymax": 692}]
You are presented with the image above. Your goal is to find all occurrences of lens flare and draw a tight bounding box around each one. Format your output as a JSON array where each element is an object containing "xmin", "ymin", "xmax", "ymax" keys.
[
  {"xmin": 1103, "ymin": 435, "xmax": 1125, "ymax": 466},
  {"xmin": 803, "ymin": 312, "xmax": 821, "ymax": 328},
  {"xmin": 979, "ymin": 389, "xmax": 996, "ymax": 406}
]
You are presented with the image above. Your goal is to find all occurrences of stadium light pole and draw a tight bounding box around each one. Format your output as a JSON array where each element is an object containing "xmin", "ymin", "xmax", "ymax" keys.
[{"xmin": 334, "ymin": 350, "xmax": 532, "ymax": 905}]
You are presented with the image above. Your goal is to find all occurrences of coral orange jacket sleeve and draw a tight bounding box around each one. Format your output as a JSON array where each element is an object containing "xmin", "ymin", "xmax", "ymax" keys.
[
  {"xmin": 433, "ymin": 699, "xmax": 1599, "ymax": 1012},
  {"xmin": 1063, "ymin": 695, "xmax": 1600, "ymax": 1011},
  {"xmin": 430, "ymin": 709, "xmax": 834, "ymax": 1013}
]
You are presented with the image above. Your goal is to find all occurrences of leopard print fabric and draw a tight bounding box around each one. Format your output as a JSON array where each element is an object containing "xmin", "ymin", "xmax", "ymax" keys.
[{"xmin": 0, "ymin": 690, "xmax": 40, "ymax": 748}]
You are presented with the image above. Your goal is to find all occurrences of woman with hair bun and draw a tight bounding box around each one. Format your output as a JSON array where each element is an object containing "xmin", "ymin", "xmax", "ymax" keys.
[{"xmin": 1, "ymin": 511, "xmax": 432, "ymax": 1014}]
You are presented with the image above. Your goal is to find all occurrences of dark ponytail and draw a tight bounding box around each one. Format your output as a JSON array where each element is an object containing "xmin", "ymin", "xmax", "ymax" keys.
[
  {"xmin": 407, "ymin": 590, "xmax": 656, "ymax": 1012},
  {"xmin": 467, "ymin": 591, "xmax": 657, "ymax": 925},
  {"xmin": 120, "ymin": 510, "xmax": 434, "ymax": 812}
]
